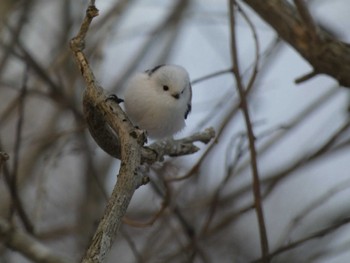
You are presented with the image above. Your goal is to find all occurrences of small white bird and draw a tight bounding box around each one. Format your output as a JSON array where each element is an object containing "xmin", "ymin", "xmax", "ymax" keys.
[{"xmin": 124, "ymin": 64, "xmax": 192, "ymax": 139}]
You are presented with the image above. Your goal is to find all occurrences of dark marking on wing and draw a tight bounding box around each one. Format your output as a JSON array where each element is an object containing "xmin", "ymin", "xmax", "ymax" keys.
[
  {"xmin": 184, "ymin": 83, "xmax": 192, "ymax": 119},
  {"xmin": 185, "ymin": 104, "xmax": 191, "ymax": 119},
  {"xmin": 145, "ymin": 64, "xmax": 165, "ymax": 76}
]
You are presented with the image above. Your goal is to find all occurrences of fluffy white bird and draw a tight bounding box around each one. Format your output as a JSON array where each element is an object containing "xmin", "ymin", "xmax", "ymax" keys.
[{"xmin": 124, "ymin": 64, "xmax": 192, "ymax": 139}]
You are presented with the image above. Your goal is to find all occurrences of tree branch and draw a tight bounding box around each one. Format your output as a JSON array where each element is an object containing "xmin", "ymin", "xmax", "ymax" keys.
[
  {"xmin": 70, "ymin": 6, "xmax": 145, "ymax": 263},
  {"xmin": 251, "ymin": 216, "xmax": 350, "ymax": 263},
  {"xmin": 229, "ymin": 0, "xmax": 269, "ymax": 261},
  {"xmin": 69, "ymin": 4, "xmax": 215, "ymax": 263},
  {"xmin": 242, "ymin": 0, "xmax": 350, "ymax": 87}
]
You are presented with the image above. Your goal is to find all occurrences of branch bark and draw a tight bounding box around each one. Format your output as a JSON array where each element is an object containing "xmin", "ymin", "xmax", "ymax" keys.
[
  {"xmin": 229, "ymin": 1, "xmax": 269, "ymax": 261},
  {"xmin": 243, "ymin": 0, "xmax": 350, "ymax": 87},
  {"xmin": 69, "ymin": 4, "xmax": 215, "ymax": 263},
  {"xmin": 70, "ymin": 6, "xmax": 145, "ymax": 263}
]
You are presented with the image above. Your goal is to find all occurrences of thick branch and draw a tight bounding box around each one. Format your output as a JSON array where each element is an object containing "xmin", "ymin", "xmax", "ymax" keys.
[
  {"xmin": 70, "ymin": 5, "xmax": 145, "ymax": 263},
  {"xmin": 70, "ymin": 4, "xmax": 215, "ymax": 263},
  {"xmin": 243, "ymin": 0, "xmax": 350, "ymax": 87}
]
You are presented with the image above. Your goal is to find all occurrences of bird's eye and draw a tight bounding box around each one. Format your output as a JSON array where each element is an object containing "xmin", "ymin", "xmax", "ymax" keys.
[{"xmin": 163, "ymin": 85, "xmax": 169, "ymax": 91}]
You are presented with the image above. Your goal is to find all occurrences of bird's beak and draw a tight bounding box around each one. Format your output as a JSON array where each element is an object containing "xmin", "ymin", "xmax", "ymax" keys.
[{"xmin": 172, "ymin": 93, "xmax": 180, "ymax": 99}]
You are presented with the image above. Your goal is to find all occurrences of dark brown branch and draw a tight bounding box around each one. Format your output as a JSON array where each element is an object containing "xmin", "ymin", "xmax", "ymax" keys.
[
  {"xmin": 295, "ymin": 70, "xmax": 317, "ymax": 84},
  {"xmin": 242, "ymin": 0, "xmax": 350, "ymax": 87},
  {"xmin": 9, "ymin": 65, "xmax": 34, "ymax": 234},
  {"xmin": 293, "ymin": 0, "xmax": 318, "ymax": 42},
  {"xmin": 251, "ymin": 217, "xmax": 350, "ymax": 263},
  {"xmin": 229, "ymin": 0, "xmax": 269, "ymax": 261}
]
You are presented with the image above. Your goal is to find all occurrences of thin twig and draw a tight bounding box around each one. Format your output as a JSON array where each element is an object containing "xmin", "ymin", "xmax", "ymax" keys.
[
  {"xmin": 199, "ymin": 133, "xmax": 246, "ymax": 235},
  {"xmin": 173, "ymin": 36, "xmax": 280, "ymax": 183},
  {"xmin": 11, "ymin": 65, "xmax": 27, "ymax": 199},
  {"xmin": 9, "ymin": 65, "xmax": 34, "ymax": 233},
  {"xmin": 229, "ymin": 0, "xmax": 269, "ymax": 261},
  {"xmin": 251, "ymin": 217, "xmax": 350, "ymax": 263},
  {"xmin": 295, "ymin": 70, "xmax": 317, "ymax": 84},
  {"xmin": 191, "ymin": 68, "xmax": 233, "ymax": 85},
  {"xmin": 277, "ymin": 179, "xmax": 350, "ymax": 246},
  {"xmin": 122, "ymin": 178, "xmax": 171, "ymax": 227}
]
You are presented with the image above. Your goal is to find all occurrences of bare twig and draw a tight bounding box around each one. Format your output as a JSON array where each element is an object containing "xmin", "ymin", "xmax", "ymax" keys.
[
  {"xmin": 199, "ymin": 133, "xmax": 246, "ymax": 235},
  {"xmin": 176, "ymin": 35, "xmax": 280, "ymax": 183},
  {"xmin": 277, "ymin": 179, "xmax": 350, "ymax": 245},
  {"xmin": 0, "ymin": 0, "xmax": 32, "ymax": 80},
  {"xmin": 251, "ymin": 217, "xmax": 350, "ymax": 263},
  {"xmin": 295, "ymin": 70, "xmax": 317, "ymax": 84},
  {"xmin": 210, "ymin": 116, "xmax": 350, "ymax": 238},
  {"xmin": 0, "ymin": 67, "xmax": 34, "ymax": 234},
  {"xmin": 9, "ymin": 65, "xmax": 34, "ymax": 234},
  {"xmin": 229, "ymin": 0, "xmax": 269, "ymax": 261},
  {"xmin": 191, "ymin": 68, "xmax": 233, "ymax": 85},
  {"xmin": 122, "ymin": 177, "xmax": 171, "ymax": 228}
]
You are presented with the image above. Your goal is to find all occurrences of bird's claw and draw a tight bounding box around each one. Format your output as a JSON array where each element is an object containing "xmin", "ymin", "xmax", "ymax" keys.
[{"xmin": 106, "ymin": 94, "xmax": 124, "ymax": 104}]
